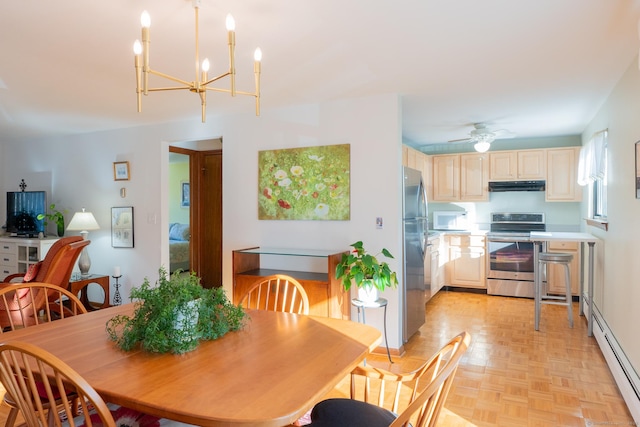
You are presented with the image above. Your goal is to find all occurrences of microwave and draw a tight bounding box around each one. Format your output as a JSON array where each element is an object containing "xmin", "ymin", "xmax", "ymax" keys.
[{"xmin": 433, "ymin": 211, "xmax": 468, "ymax": 231}]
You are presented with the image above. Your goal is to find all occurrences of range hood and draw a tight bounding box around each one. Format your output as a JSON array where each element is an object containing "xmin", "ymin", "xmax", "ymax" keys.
[{"xmin": 488, "ymin": 180, "xmax": 546, "ymax": 192}]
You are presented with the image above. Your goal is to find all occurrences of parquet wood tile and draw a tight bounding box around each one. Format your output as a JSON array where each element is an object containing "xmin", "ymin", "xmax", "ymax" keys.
[{"xmin": 352, "ymin": 290, "xmax": 635, "ymax": 426}]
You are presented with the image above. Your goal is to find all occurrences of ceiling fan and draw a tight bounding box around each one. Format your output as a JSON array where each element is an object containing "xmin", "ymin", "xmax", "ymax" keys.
[{"xmin": 448, "ymin": 123, "xmax": 515, "ymax": 153}]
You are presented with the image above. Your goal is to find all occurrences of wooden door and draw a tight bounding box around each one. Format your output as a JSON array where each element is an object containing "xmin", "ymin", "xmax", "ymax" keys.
[{"xmin": 196, "ymin": 151, "xmax": 222, "ymax": 288}]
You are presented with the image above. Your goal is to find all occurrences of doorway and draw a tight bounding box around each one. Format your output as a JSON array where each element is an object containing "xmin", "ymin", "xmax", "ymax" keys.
[{"xmin": 169, "ymin": 140, "xmax": 222, "ymax": 288}]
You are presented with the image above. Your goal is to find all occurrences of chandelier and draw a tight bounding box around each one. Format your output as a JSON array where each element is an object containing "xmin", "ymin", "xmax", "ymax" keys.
[{"xmin": 133, "ymin": 0, "xmax": 262, "ymax": 122}]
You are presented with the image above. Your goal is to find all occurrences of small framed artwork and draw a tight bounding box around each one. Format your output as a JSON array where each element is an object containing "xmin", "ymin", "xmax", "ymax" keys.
[
  {"xmin": 112, "ymin": 206, "xmax": 134, "ymax": 248},
  {"xmin": 181, "ymin": 182, "xmax": 190, "ymax": 207},
  {"xmin": 113, "ymin": 161, "xmax": 130, "ymax": 181}
]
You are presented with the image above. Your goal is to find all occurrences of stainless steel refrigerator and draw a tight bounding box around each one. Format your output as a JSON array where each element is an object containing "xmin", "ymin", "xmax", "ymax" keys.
[{"xmin": 402, "ymin": 166, "xmax": 428, "ymax": 343}]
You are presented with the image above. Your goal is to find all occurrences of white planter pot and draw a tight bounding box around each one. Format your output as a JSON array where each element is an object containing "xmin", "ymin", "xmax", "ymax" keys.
[
  {"xmin": 174, "ymin": 298, "xmax": 201, "ymax": 342},
  {"xmin": 357, "ymin": 286, "xmax": 379, "ymax": 304}
]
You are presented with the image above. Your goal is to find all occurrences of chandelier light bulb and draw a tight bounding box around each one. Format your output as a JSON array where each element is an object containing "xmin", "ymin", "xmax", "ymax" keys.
[
  {"xmin": 133, "ymin": 40, "xmax": 142, "ymax": 55},
  {"xmin": 474, "ymin": 141, "xmax": 491, "ymax": 153},
  {"xmin": 254, "ymin": 48, "xmax": 262, "ymax": 62},
  {"xmin": 226, "ymin": 14, "xmax": 235, "ymax": 31},
  {"xmin": 202, "ymin": 58, "xmax": 210, "ymax": 72},
  {"xmin": 141, "ymin": 11, "xmax": 151, "ymax": 28}
]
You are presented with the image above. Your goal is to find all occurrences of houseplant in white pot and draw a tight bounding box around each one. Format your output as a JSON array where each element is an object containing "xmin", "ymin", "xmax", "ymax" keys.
[
  {"xmin": 335, "ymin": 241, "xmax": 398, "ymax": 303},
  {"xmin": 106, "ymin": 268, "xmax": 246, "ymax": 354}
]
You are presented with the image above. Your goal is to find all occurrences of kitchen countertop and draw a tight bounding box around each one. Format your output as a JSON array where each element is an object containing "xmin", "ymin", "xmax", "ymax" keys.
[{"xmin": 529, "ymin": 231, "xmax": 597, "ymax": 242}]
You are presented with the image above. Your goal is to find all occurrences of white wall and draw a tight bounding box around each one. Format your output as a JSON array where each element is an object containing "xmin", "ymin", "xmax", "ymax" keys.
[
  {"xmin": 0, "ymin": 93, "xmax": 407, "ymax": 348},
  {"xmin": 582, "ymin": 55, "xmax": 640, "ymax": 372}
]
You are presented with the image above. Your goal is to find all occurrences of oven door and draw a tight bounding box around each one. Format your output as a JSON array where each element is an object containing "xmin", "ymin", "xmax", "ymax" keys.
[{"xmin": 487, "ymin": 240, "xmax": 535, "ymax": 281}]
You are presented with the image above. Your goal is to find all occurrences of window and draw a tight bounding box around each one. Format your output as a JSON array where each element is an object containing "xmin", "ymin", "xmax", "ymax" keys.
[{"xmin": 578, "ymin": 129, "xmax": 607, "ymax": 224}]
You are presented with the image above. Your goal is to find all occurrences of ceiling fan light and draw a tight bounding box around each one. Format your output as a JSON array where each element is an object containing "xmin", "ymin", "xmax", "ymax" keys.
[{"xmin": 474, "ymin": 141, "xmax": 491, "ymax": 153}]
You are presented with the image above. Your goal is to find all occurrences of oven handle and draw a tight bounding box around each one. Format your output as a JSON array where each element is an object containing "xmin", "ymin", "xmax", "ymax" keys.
[{"xmin": 487, "ymin": 237, "xmax": 531, "ymax": 243}]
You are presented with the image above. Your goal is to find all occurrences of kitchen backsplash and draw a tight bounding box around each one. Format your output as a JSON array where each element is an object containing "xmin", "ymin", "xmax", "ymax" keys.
[{"xmin": 429, "ymin": 191, "xmax": 581, "ymax": 231}]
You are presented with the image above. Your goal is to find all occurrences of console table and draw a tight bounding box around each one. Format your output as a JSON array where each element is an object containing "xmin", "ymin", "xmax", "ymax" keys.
[
  {"xmin": 232, "ymin": 247, "xmax": 349, "ymax": 319},
  {"xmin": 68, "ymin": 274, "xmax": 110, "ymax": 311}
]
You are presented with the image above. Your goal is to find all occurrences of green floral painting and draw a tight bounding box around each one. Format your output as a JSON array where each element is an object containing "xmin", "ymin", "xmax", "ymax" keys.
[{"xmin": 258, "ymin": 144, "xmax": 350, "ymax": 220}]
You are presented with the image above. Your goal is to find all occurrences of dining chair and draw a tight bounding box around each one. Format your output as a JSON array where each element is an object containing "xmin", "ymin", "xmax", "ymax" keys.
[
  {"xmin": 0, "ymin": 237, "xmax": 89, "ymax": 328},
  {"xmin": 239, "ymin": 274, "xmax": 310, "ymax": 315},
  {"xmin": 305, "ymin": 331, "xmax": 470, "ymax": 427},
  {"xmin": 0, "ymin": 341, "xmax": 116, "ymax": 427},
  {"xmin": 0, "ymin": 283, "xmax": 88, "ymax": 427}
]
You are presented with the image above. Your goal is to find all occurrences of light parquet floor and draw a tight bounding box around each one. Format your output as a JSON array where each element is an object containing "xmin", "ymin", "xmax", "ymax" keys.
[
  {"xmin": 0, "ymin": 290, "xmax": 635, "ymax": 426},
  {"xmin": 335, "ymin": 290, "xmax": 636, "ymax": 426}
]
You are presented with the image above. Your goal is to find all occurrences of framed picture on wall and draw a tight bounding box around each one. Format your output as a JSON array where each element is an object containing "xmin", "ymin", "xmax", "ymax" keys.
[
  {"xmin": 257, "ymin": 144, "xmax": 351, "ymax": 220},
  {"xmin": 181, "ymin": 182, "xmax": 190, "ymax": 207},
  {"xmin": 112, "ymin": 206, "xmax": 134, "ymax": 248},
  {"xmin": 113, "ymin": 161, "xmax": 130, "ymax": 181}
]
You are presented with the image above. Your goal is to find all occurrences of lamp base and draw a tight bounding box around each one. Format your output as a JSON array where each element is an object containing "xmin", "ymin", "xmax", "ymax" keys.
[{"xmin": 78, "ymin": 247, "xmax": 91, "ymax": 277}]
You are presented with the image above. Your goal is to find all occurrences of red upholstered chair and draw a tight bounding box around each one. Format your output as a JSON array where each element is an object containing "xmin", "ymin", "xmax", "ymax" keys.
[{"xmin": 0, "ymin": 236, "xmax": 89, "ymax": 328}]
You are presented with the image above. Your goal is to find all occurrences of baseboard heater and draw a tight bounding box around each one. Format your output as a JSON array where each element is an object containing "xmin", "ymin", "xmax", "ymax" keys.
[{"xmin": 589, "ymin": 299, "xmax": 640, "ymax": 423}]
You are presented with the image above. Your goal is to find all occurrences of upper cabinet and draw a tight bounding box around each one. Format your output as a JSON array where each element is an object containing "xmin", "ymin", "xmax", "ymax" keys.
[
  {"xmin": 546, "ymin": 147, "xmax": 582, "ymax": 202},
  {"xmin": 432, "ymin": 153, "xmax": 488, "ymax": 202},
  {"xmin": 489, "ymin": 149, "xmax": 546, "ymax": 181},
  {"xmin": 407, "ymin": 145, "xmax": 581, "ymax": 203},
  {"xmin": 403, "ymin": 145, "xmax": 433, "ymax": 201}
]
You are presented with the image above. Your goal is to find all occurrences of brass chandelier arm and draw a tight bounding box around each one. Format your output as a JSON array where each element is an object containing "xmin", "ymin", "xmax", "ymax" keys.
[
  {"xmin": 147, "ymin": 69, "xmax": 192, "ymax": 87},
  {"xmin": 202, "ymin": 72, "xmax": 232, "ymax": 86}
]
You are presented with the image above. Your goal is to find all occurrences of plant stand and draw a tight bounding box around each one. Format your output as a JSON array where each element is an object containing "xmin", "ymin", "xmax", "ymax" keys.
[{"xmin": 351, "ymin": 297, "xmax": 392, "ymax": 363}]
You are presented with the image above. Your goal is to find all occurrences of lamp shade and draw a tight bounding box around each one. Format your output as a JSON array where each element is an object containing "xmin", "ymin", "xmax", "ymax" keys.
[{"xmin": 67, "ymin": 208, "xmax": 100, "ymax": 232}]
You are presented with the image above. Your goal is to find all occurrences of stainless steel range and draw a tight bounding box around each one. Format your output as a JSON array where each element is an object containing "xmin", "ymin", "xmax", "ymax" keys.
[{"xmin": 486, "ymin": 213, "xmax": 545, "ymax": 298}]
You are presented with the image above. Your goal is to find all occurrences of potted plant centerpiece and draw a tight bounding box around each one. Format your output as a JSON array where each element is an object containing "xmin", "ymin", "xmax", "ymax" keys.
[
  {"xmin": 335, "ymin": 241, "xmax": 398, "ymax": 303},
  {"xmin": 36, "ymin": 203, "xmax": 67, "ymax": 237},
  {"xmin": 106, "ymin": 268, "xmax": 246, "ymax": 354}
]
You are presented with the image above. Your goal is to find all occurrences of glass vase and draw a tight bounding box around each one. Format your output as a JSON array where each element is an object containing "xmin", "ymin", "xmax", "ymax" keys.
[{"xmin": 57, "ymin": 219, "xmax": 65, "ymax": 237}]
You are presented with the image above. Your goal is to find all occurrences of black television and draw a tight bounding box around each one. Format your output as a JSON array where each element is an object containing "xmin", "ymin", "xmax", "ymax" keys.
[{"xmin": 5, "ymin": 191, "xmax": 46, "ymax": 237}]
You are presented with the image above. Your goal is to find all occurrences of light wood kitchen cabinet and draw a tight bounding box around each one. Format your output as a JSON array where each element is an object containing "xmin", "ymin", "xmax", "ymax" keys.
[
  {"xmin": 546, "ymin": 147, "xmax": 582, "ymax": 202},
  {"xmin": 445, "ymin": 234, "xmax": 486, "ymax": 289},
  {"xmin": 489, "ymin": 149, "xmax": 546, "ymax": 181},
  {"xmin": 432, "ymin": 155, "xmax": 460, "ymax": 201},
  {"xmin": 433, "ymin": 154, "xmax": 488, "ymax": 202},
  {"xmin": 460, "ymin": 153, "xmax": 489, "ymax": 201},
  {"xmin": 403, "ymin": 145, "xmax": 432, "ymax": 201},
  {"xmin": 546, "ymin": 241, "xmax": 580, "ymax": 296}
]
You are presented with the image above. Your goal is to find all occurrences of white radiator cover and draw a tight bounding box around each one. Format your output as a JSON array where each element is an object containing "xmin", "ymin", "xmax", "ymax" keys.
[{"xmin": 589, "ymin": 302, "xmax": 640, "ymax": 423}]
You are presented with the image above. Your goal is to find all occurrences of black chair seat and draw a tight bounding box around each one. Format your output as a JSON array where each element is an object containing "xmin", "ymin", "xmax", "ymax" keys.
[{"xmin": 307, "ymin": 398, "xmax": 399, "ymax": 427}]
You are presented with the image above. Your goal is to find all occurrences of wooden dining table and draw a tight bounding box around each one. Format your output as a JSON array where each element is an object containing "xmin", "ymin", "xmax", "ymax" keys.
[{"xmin": 1, "ymin": 304, "xmax": 382, "ymax": 427}]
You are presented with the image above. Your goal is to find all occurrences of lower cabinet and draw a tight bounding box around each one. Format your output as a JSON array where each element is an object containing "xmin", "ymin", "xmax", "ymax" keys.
[
  {"xmin": 445, "ymin": 235, "xmax": 486, "ymax": 289},
  {"xmin": 0, "ymin": 237, "xmax": 59, "ymax": 278},
  {"xmin": 546, "ymin": 241, "xmax": 580, "ymax": 296}
]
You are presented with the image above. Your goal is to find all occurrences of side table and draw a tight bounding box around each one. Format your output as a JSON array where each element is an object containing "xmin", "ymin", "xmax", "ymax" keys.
[
  {"xmin": 351, "ymin": 297, "xmax": 393, "ymax": 363},
  {"xmin": 68, "ymin": 274, "xmax": 110, "ymax": 311}
]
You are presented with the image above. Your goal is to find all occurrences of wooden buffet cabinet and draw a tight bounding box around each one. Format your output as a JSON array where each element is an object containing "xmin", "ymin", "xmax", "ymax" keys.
[{"xmin": 232, "ymin": 247, "xmax": 350, "ymax": 319}]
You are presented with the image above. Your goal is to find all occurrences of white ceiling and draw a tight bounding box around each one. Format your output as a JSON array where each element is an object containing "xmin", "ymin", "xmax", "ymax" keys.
[{"xmin": 1, "ymin": 0, "xmax": 639, "ymax": 147}]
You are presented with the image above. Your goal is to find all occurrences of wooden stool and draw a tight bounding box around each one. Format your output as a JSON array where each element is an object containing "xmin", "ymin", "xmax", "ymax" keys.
[{"xmin": 535, "ymin": 252, "xmax": 573, "ymax": 330}]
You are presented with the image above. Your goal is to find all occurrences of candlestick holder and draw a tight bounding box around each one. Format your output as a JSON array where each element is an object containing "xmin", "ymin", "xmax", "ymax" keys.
[{"xmin": 112, "ymin": 275, "xmax": 123, "ymax": 306}]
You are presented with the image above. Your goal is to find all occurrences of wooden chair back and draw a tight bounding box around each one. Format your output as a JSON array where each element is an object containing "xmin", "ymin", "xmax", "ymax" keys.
[
  {"xmin": 239, "ymin": 274, "xmax": 310, "ymax": 315},
  {"xmin": 389, "ymin": 331, "xmax": 470, "ymax": 427},
  {"xmin": 0, "ymin": 341, "xmax": 115, "ymax": 427},
  {"xmin": 0, "ymin": 283, "xmax": 88, "ymax": 331}
]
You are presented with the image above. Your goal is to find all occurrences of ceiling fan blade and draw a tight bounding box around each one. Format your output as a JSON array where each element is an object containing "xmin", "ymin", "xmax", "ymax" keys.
[{"xmin": 447, "ymin": 137, "xmax": 472, "ymax": 143}]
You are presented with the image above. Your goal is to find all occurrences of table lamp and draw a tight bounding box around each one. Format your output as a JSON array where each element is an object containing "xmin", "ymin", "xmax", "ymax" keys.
[{"xmin": 67, "ymin": 208, "xmax": 100, "ymax": 276}]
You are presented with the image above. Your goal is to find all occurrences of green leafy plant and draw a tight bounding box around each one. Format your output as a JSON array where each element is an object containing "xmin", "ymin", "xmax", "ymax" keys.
[
  {"xmin": 36, "ymin": 203, "xmax": 66, "ymax": 236},
  {"xmin": 335, "ymin": 241, "xmax": 398, "ymax": 292},
  {"xmin": 106, "ymin": 267, "xmax": 246, "ymax": 354}
]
